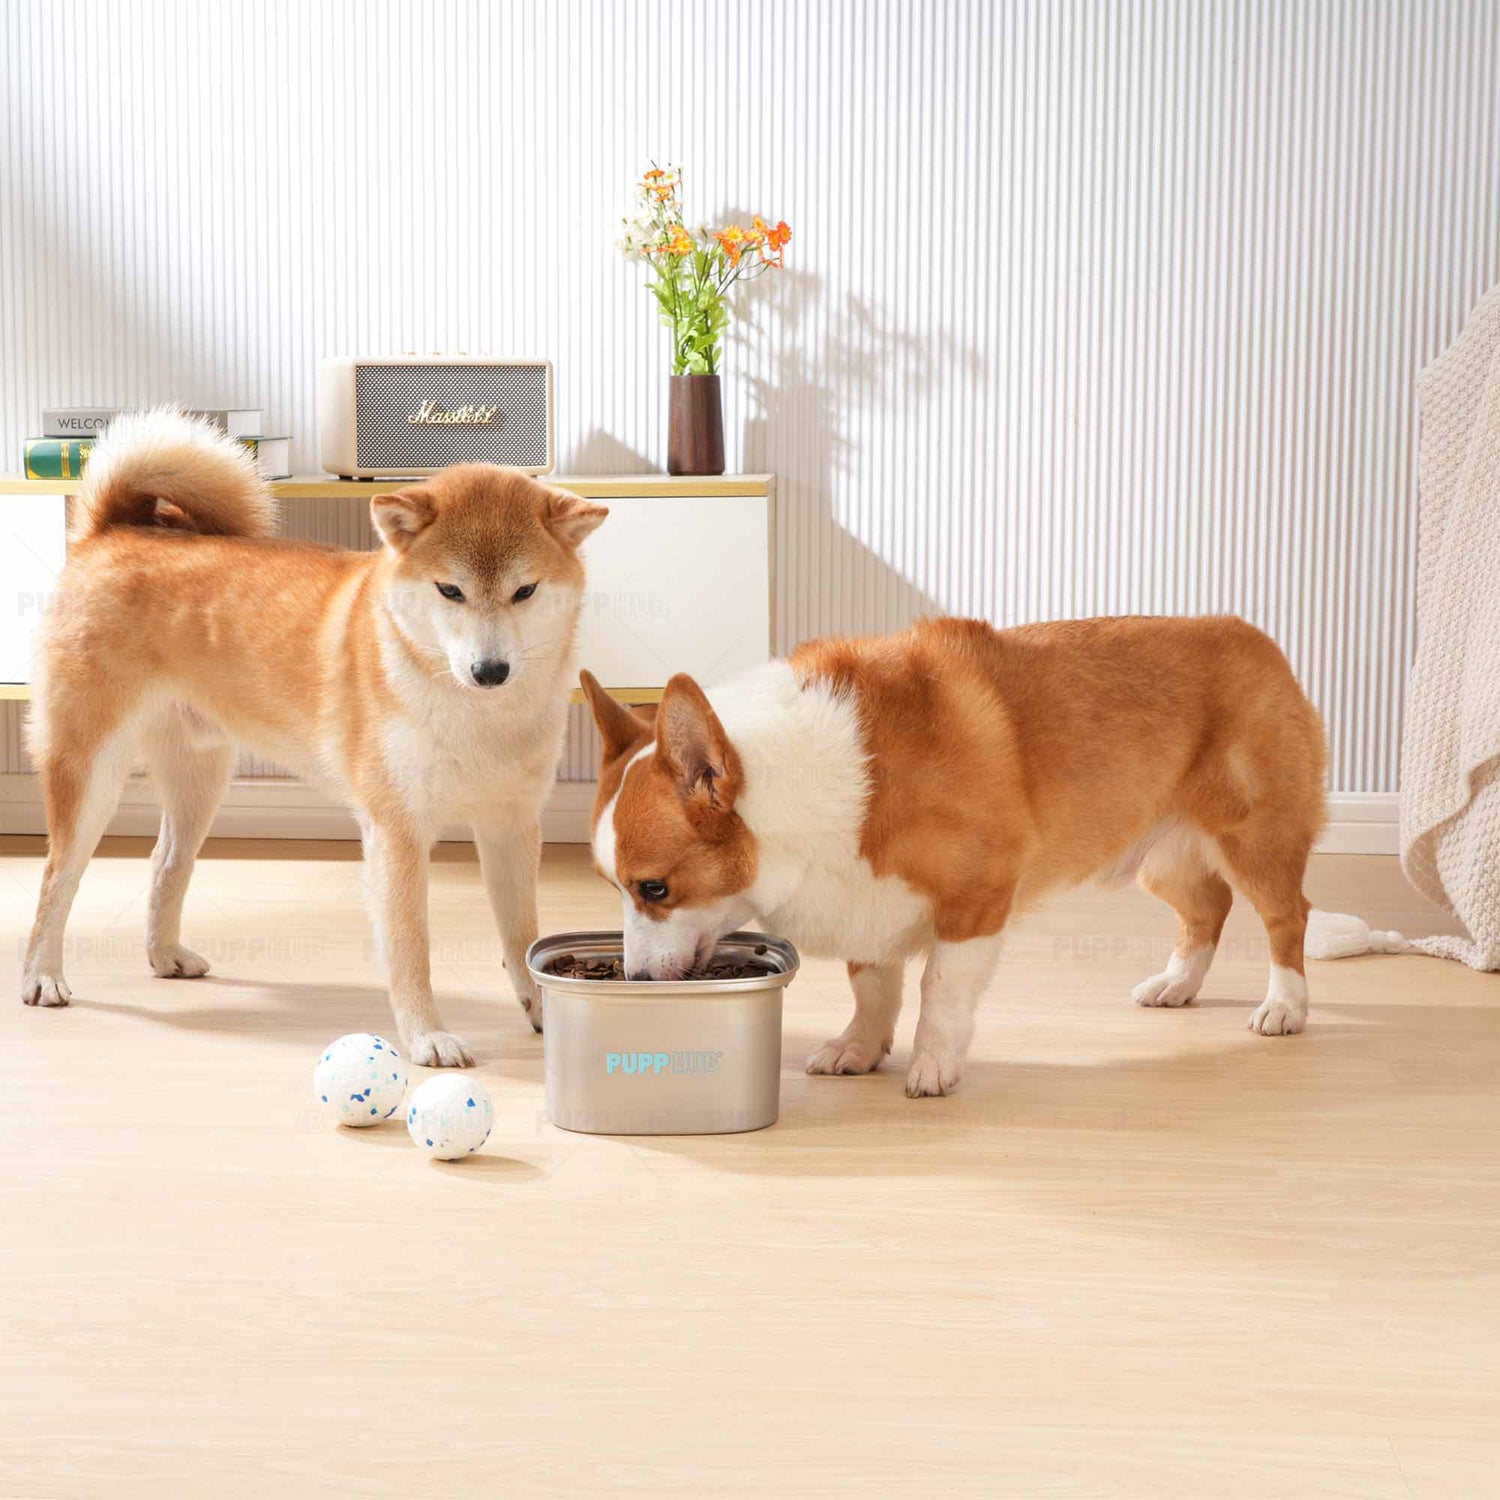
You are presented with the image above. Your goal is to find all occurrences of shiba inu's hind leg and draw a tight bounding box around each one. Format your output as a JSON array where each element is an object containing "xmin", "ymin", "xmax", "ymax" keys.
[
  {"xmin": 22, "ymin": 709, "xmax": 143, "ymax": 1007},
  {"xmin": 140, "ymin": 707, "xmax": 234, "ymax": 979},
  {"xmin": 1132, "ymin": 825, "xmax": 1234, "ymax": 1008}
]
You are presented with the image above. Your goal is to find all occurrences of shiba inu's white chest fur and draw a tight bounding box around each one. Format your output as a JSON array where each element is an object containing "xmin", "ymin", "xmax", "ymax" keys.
[
  {"xmin": 709, "ymin": 663, "xmax": 933, "ymax": 962},
  {"xmin": 378, "ymin": 614, "xmax": 574, "ymax": 830}
]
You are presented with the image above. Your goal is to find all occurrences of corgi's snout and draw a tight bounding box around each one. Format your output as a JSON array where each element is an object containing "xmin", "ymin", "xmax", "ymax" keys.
[{"xmin": 470, "ymin": 658, "xmax": 511, "ymax": 688}]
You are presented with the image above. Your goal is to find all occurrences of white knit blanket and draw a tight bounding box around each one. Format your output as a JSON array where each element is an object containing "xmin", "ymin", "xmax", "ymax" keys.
[{"xmin": 1391, "ymin": 284, "xmax": 1500, "ymax": 969}]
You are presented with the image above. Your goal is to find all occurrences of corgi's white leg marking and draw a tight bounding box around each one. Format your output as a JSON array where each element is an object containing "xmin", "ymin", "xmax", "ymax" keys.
[
  {"xmin": 1132, "ymin": 943, "xmax": 1215, "ymax": 1008},
  {"xmin": 807, "ymin": 959, "xmax": 905, "ymax": 1075},
  {"xmin": 1248, "ymin": 965, "xmax": 1308, "ymax": 1036},
  {"xmin": 22, "ymin": 725, "xmax": 140, "ymax": 1008},
  {"xmin": 905, "ymin": 934, "xmax": 1004, "ymax": 1098},
  {"xmin": 362, "ymin": 818, "xmax": 472, "ymax": 1068},
  {"xmin": 474, "ymin": 813, "xmax": 543, "ymax": 1031},
  {"xmin": 142, "ymin": 713, "xmax": 234, "ymax": 979}
]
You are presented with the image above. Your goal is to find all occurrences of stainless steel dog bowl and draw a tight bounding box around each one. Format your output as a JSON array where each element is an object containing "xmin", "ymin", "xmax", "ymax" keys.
[{"xmin": 527, "ymin": 931, "xmax": 799, "ymax": 1136}]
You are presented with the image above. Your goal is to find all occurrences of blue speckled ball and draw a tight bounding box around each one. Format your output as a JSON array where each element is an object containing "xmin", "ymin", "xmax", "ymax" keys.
[
  {"xmin": 313, "ymin": 1033, "xmax": 408, "ymax": 1128},
  {"xmin": 406, "ymin": 1074, "xmax": 494, "ymax": 1160}
]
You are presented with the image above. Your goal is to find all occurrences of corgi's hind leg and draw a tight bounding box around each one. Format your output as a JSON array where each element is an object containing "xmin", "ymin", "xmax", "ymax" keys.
[
  {"xmin": 1215, "ymin": 822, "xmax": 1314, "ymax": 1036},
  {"xmin": 141, "ymin": 708, "xmax": 234, "ymax": 979},
  {"xmin": 1132, "ymin": 827, "xmax": 1233, "ymax": 1008},
  {"xmin": 22, "ymin": 723, "xmax": 141, "ymax": 1006}
]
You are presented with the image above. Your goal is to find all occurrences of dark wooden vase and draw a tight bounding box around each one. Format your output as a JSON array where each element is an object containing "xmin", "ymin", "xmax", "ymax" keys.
[{"xmin": 667, "ymin": 374, "xmax": 725, "ymax": 476}]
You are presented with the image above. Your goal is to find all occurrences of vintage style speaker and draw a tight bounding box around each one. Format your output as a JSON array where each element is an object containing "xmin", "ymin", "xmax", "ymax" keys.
[{"xmin": 317, "ymin": 355, "xmax": 554, "ymax": 478}]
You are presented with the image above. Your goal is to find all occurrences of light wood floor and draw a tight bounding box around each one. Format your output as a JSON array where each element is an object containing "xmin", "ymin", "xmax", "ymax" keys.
[{"xmin": 1, "ymin": 837, "xmax": 1496, "ymax": 1498}]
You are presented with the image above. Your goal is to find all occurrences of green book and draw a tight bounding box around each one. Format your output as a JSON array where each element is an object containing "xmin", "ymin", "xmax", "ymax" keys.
[
  {"xmin": 24, "ymin": 437, "xmax": 95, "ymax": 479},
  {"xmin": 22, "ymin": 434, "xmax": 291, "ymax": 481}
]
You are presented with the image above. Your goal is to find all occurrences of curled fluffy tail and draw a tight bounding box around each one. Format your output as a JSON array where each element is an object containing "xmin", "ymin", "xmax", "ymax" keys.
[{"xmin": 69, "ymin": 407, "xmax": 275, "ymax": 543}]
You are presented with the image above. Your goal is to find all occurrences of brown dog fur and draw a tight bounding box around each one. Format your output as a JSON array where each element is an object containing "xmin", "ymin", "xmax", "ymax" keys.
[
  {"xmin": 23, "ymin": 411, "xmax": 605, "ymax": 1065},
  {"xmin": 586, "ymin": 614, "xmax": 1326, "ymax": 1095}
]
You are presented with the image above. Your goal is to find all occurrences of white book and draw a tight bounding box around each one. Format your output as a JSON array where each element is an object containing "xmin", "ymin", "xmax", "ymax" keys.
[
  {"xmin": 188, "ymin": 408, "xmax": 263, "ymax": 438},
  {"xmin": 237, "ymin": 436, "xmax": 292, "ymax": 480},
  {"xmin": 42, "ymin": 406, "xmax": 125, "ymax": 437}
]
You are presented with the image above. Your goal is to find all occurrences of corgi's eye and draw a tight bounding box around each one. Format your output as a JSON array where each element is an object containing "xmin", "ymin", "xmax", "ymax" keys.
[
  {"xmin": 435, "ymin": 582, "xmax": 464, "ymax": 602},
  {"xmin": 638, "ymin": 880, "xmax": 670, "ymax": 903},
  {"xmin": 513, "ymin": 582, "xmax": 538, "ymax": 603}
]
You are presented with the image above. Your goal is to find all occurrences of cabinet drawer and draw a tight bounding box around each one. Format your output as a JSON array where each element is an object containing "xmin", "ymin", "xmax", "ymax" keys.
[
  {"xmin": 0, "ymin": 493, "xmax": 68, "ymax": 685},
  {"xmin": 574, "ymin": 493, "xmax": 772, "ymax": 692}
]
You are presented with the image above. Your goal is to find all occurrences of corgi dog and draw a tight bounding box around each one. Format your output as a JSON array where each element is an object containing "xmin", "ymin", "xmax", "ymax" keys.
[
  {"xmin": 22, "ymin": 410, "xmax": 606, "ymax": 1066},
  {"xmin": 581, "ymin": 614, "xmax": 1326, "ymax": 1097}
]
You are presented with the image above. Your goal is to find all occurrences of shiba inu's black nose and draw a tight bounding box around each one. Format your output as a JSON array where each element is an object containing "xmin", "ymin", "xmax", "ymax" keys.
[{"xmin": 471, "ymin": 658, "xmax": 511, "ymax": 687}]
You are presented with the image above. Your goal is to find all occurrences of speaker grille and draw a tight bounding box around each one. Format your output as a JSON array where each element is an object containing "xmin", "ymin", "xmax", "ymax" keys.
[{"xmin": 354, "ymin": 363, "xmax": 550, "ymax": 471}]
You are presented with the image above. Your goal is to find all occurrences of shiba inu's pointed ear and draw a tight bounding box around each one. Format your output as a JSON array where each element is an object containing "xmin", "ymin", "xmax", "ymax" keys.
[
  {"xmin": 657, "ymin": 673, "xmax": 742, "ymax": 824},
  {"xmin": 371, "ymin": 487, "xmax": 436, "ymax": 550},
  {"xmin": 544, "ymin": 490, "xmax": 608, "ymax": 548},
  {"xmin": 580, "ymin": 670, "xmax": 653, "ymax": 763}
]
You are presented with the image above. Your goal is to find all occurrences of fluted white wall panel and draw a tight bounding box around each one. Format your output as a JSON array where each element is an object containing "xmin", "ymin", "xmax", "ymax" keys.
[{"xmin": 3, "ymin": 0, "xmax": 1498, "ymax": 793}]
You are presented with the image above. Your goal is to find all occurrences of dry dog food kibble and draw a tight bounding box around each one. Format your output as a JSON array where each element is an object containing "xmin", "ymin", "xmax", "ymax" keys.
[{"xmin": 547, "ymin": 952, "xmax": 777, "ymax": 981}]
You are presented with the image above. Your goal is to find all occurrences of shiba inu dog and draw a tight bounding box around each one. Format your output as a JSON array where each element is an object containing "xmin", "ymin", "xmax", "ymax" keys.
[
  {"xmin": 22, "ymin": 410, "xmax": 606, "ymax": 1065},
  {"xmin": 581, "ymin": 615, "xmax": 1326, "ymax": 1097}
]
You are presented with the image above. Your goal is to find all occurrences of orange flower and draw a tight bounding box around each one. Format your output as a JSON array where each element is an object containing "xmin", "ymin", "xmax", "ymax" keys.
[
  {"xmin": 665, "ymin": 225, "xmax": 693, "ymax": 257},
  {"xmin": 748, "ymin": 215, "xmax": 790, "ymax": 267},
  {"xmin": 643, "ymin": 167, "xmax": 667, "ymax": 181},
  {"xmin": 714, "ymin": 227, "xmax": 745, "ymax": 266}
]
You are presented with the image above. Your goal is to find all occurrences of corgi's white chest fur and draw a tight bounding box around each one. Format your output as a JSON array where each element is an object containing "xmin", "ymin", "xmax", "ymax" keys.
[{"xmin": 711, "ymin": 663, "xmax": 933, "ymax": 963}]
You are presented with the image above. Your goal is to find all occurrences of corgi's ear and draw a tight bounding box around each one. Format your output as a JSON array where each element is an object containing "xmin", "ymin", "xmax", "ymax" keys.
[
  {"xmin": 657, "ymin": 673, "xmax": 742, "ymax": 825},
  {"xmin": 371, "ymin": 487, "xmax": 436, "ymax": 550},
  {"xmin": 581, "ymin": 670, "xmax": 653, "ymax": 764},
  {"xmin": 545, "ymin": 490, "xmax": 609, "ymax": 548}
]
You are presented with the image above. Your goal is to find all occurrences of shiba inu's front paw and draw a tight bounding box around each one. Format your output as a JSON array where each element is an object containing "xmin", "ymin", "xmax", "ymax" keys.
[
  {"xmin": 149, "ymin": 945, "xmax": 211, "ymax": 979},
  {"xmin": 806, "ymin": 1033, "xmax": 888, "ymax": 1075},
  {"xmin": 904, "ymin": 1049, "xmax": 962, "ymax": 1097},
  {"xmin": 21, "ymin": 972, "xmax": 71, "ymax": 1007},
  {"xmin": 408, "ymin": 1029, "xmax": 475, "ymax": 1068},
  {"xmin": 512, "ymin": 973, "xmax": 544, "ymax": 1033}
]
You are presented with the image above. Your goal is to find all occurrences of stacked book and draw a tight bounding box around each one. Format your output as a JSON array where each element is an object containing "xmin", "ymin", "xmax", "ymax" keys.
[{"xmin": 23, "ymin": 407, "xmax": 293, "ymax": 480}]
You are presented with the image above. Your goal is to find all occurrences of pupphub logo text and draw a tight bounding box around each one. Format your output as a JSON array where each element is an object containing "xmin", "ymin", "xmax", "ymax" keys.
[{"xmin": 605, "ymin": 1050, "xmax": 723, "ymax": 1076}]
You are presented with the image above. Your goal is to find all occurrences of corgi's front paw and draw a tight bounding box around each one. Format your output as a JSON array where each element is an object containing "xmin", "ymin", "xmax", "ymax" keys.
[
  {"xmin": 904, "ymin": 1049, "xmax": 962, "ymax": 1098},
  {"xmin": 806, "ymin": 1033, "xmax": 888, "ymax": 1075},
  {"xmin": 408, "ymin": 1030, "xmax": 475, "ymax": 1068},
  {"xmin": 21, "ymin": 971, "xmax": 71, "ymax": 1007},
  {"xmin": 150, "ymin": 944, "xmax": 211, "ymax": 979}
]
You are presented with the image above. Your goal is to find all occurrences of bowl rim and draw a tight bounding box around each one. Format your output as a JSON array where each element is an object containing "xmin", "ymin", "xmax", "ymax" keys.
[{"xmin": 526, "ymin": 930, "xmax": 800, "ymax": 996}]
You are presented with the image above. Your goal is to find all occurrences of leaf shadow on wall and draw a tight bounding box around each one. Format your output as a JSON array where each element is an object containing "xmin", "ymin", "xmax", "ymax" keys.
[{"xmin": 733, "ymin": 266, "xmax": 987, "ymax": 647}]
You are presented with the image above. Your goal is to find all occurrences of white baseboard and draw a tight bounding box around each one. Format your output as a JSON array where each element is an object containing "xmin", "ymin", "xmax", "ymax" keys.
[
  {"xmin": 0, "ymin": 775, "xmax": 1398, "ymax": 854},
  {"xmin": 0, "ymin": 773, "xmax": 599, "ymax": 845},
  {"xmin": 1318, "ymin": 792, "xmax": 1400, "ymax": 855}
]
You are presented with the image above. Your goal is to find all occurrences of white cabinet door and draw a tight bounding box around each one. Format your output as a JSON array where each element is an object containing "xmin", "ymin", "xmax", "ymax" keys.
[
  {"xmin": 0, "ymin": 495, "xmax": 68, "ymax": 683},
  {"xmin": 573, "ymin": 494, "xmax": 771, "ymax": 690}
]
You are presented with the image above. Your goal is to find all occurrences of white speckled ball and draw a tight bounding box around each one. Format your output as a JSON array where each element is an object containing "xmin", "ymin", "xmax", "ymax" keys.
[
  {"xmin": 313, "ymin": 1033, "xmax": 408, "ymax": 1128},
  {"xmin": 406, "ymin": 1075, "xmax": 494, "ymax": 1160}
]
